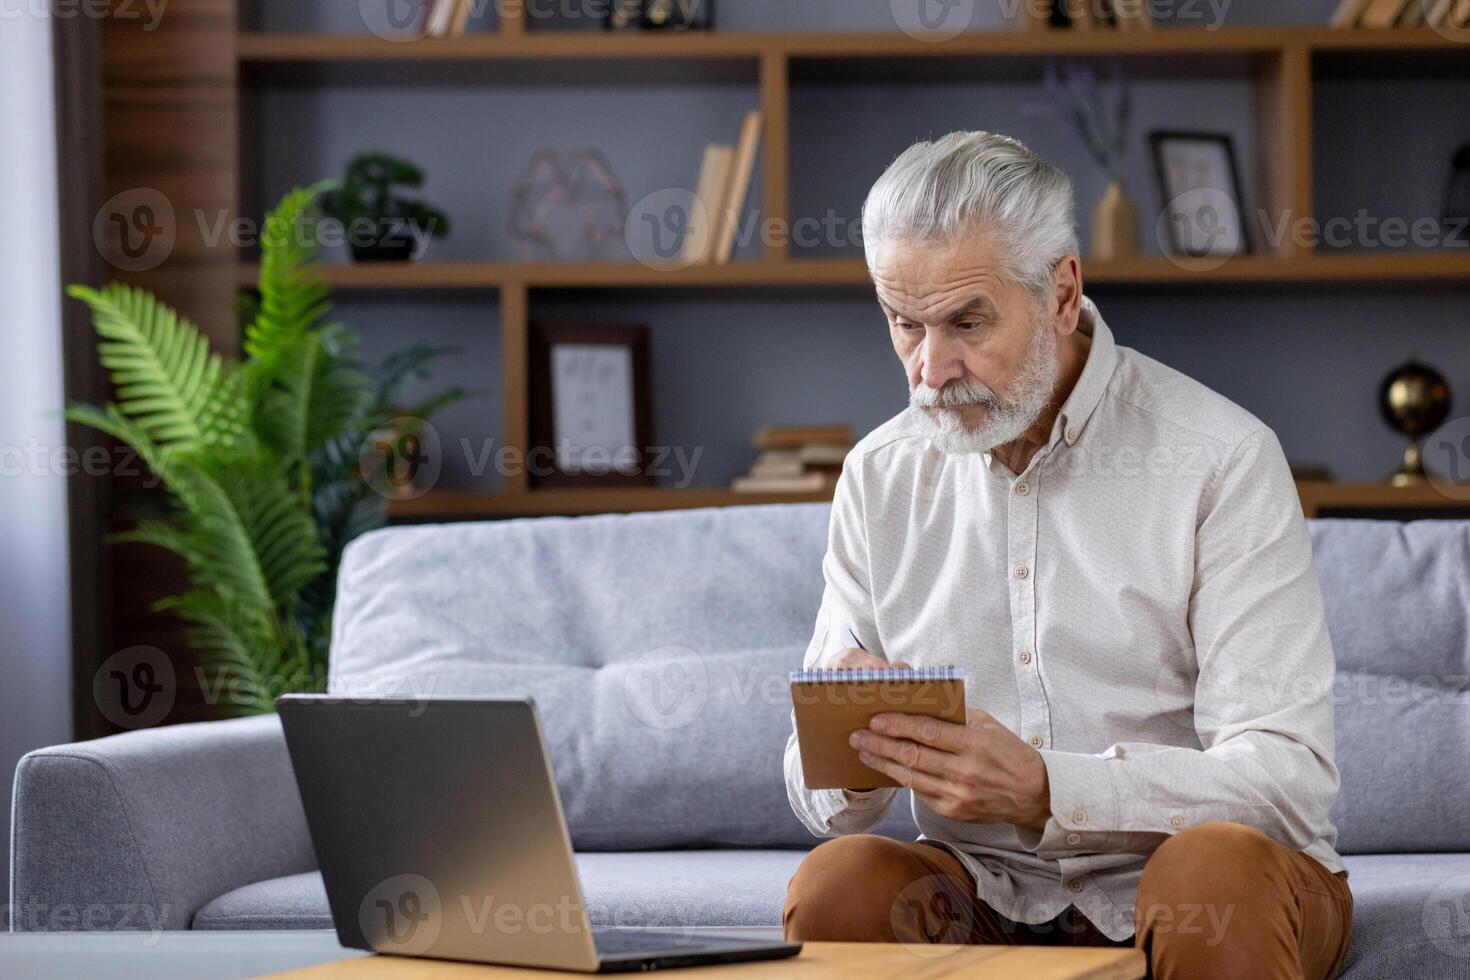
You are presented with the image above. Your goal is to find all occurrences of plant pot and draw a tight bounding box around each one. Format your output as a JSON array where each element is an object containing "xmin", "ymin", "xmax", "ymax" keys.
[
  {"xmin": 1092, "ymin": 180, "xmax": 1140, "ymax": 260},
  {"xmin": 350, "ymin": 220, "xmax": 416, "ymax": 263}
]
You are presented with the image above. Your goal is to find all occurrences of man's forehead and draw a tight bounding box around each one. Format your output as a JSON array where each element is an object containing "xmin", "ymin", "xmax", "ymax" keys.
[{"xmin": 874, "ymin": 276, "xmax": 1002, "ymax": 320}]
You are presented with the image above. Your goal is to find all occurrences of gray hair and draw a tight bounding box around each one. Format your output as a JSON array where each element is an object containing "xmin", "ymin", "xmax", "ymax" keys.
[{"xmin": 862, "ymin": 131, "xmax": 1078, "ymax": 302}]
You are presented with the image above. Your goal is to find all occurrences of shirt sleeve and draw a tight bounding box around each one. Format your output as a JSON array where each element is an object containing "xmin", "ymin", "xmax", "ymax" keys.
[
  {"xmin": 1029, "ymin": 427, "xmax": 1340, "ymax": 858},
  {"xmin": 784, "ymin": 452, "xmax": 899, "ymax": 837}
]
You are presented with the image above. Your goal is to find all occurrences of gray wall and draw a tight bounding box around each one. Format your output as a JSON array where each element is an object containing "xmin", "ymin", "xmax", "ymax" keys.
[{"xmin": 253, "ymin": 0, "xmax": 1470, "ymax": 489}]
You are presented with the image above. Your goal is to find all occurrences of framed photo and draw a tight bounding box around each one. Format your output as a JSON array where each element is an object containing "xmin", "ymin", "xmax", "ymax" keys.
[
  {"xmin": 530, "ymin": 322, "xmax": 654, "ymax": 488},
  {"xmin": 1148, "ymin": 131, "xmax": 1253, "ymax": 258}
]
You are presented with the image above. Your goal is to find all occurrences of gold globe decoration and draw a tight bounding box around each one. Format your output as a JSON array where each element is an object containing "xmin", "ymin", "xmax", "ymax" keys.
[{"xmin": 1379, "ymin": 360, "xmax": 1452, "ymax": 487}]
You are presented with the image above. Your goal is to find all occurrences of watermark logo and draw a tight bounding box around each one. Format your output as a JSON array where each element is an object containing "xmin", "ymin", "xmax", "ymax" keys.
[
  {"xmin": 93, "ymin": 645, "xmax": 175, "ymax": 729},
  {"xmin": 1422, "ymin": 874, "xmax": 1470, "ymax": 959},
  {"xmin": 890, "ymin": 873, "xmax": 980, "ymax": 953},
  {"xmin": 1425, "ymin": 0, "xmax": 1470, "ymax": 43},
  {"xmin": 1426, "ymin": 416, "xmax": 1470, "ymax": 502},
  {"xmin": 359, "ymin": 417, "xmax": 443, "ymax": 501},
  {"xmin": 359, "ymin": 0, "xmax": 433, "ymax": 40},
  {"xmin": 361, "ymin": 874, "xmax": 443, "ymax": 955},
  {"xmin": 625, "ymin": 187, "xmax": 710, "ymax": 271},
  {"xmin": 622, "ymin": 645, "xmax": 708, "ymax": 730},
  {"xmin": 1156, "ymin": 187, "xmax": 1243, "ymax": 272},
  {"xmin": 94, "ymin": 188, "xmax": 176, "ymax": 273},
  {"xmin": 891, "ymin": 0, "xmax": 975, "ymax": 42}
]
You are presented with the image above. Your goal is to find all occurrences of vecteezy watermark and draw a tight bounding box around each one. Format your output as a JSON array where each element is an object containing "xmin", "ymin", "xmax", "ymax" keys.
[
  {"xmin": 891, "ymin": 0, "xmax": 976, "ymax": 43},
  {"xmin": 93, "ymin": 188, "xmax": 176, "ymax": 273},
  {"xmin": 93, "ymin": 646, "xmax": 175, "ymax": 730},
  {"xmin": 625, "ymin": 188, "xmax": 866, "ymax": 270},
  {"xmin": 1425, "ymin": 416, "xmax": 1470, "ymax": 502},
  {"xmin": 0, "ymin": 438, "xmax": 163, "ymax": 487},
  {"xmin": 358, "ymin": 0, "xmax": 713, "ymax": 40},
  {"xmin": 2, "ymin": 899, "xmax": 171, "ymax": 940},
  {"xmin": 357, "ymin": 420, "xmax": 707, "ymax": 502},
  {"xmin": 1423, "ymin": 874, "xmax": 1470, "ymax": 958},
  {"xmin": 92, "ymin": 190, "xmax": 444, "ymax": 272},
  {"xmin": 361, "ymin": 875, "xmax": 444, "ymax": 956},
  {"xmin": 890, "ymin": 873, "xmax": 983, "ymax": 952},
  {"xmin": 622, "ymin": 645, "xmax": 710, "ymax": 731},
  {"xmin": 0, "ymin": 0, "xmax": 169, "ymax": 31}
]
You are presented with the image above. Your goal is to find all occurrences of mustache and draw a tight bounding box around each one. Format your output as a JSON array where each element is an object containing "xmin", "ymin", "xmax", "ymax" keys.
[{"xmin": 909, "ymin": 378, "xmax": 1000, "ymax": 410}]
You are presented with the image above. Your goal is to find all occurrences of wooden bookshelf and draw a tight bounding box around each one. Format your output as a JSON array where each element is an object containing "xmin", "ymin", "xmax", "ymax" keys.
[
  {"xmin": 238, "ymin": 253, "xmax": 1470, "ymax": 291},
  {"xmin": 385, "ymin": 481, "xmax": 1470, "ymax": 521},
  {"xmin": 225, "ymin": 11, "xmax": 1470, "ymax": 520}
]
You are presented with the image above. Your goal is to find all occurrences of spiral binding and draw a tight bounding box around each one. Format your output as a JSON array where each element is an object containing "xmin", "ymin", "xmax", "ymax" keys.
[{"xmin": 789, "ymin": 666, "xmax": 965, "ymax": 684}]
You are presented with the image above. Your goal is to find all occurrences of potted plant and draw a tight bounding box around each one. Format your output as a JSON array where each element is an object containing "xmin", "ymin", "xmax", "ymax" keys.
[
  {"xmin": 66, "ymin": 185, "xmax": 465, "ymax": 714},
  {"xmin": 320, "ymin": 153, "xmax": 451, "ymax": 262}
]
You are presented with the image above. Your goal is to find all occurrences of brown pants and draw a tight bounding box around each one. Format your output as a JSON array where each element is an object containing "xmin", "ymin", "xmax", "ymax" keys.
[{"xmin": 783, "ymin": 822, "xmax": 1353, "ymax": 980}]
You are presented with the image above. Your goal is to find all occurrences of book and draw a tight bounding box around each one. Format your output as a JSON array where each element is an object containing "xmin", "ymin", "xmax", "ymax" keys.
[
  {"xmin": 681, "ymin": 144, "xmax": 734, "ymax": 266},
  {"xmin": 1424, "ymin": 0, "xmax": 1456, "ymax": 25},
  {"xmin": 731, "ymin": 472, "xmax": 835, "ymax": 494},
  {"xmin": 748, "ymin": 450, "xmax": 805, "ymax": 479},
  {"xmin": 712, "ymin": 110, "xmax": 763, "ymax": 265},
  {"xmin": 1359, "ymin": 0, "xmax": 1411, "ymax": 27},
  {"xmin": 754, "ymin": 424, "xmax": 853, "ymax": 451},
  {"xmin": 425, "ymin": 0, "xmax": 456, "ymax": 37},
  {"xmin": 1329, "ymin": 0, "xmax": 1375, "ymax": 27},
  {"xmin": 448, "ymin": 0, "xmax": 473, "ymax": 36},
  {"xmin": 791, "ymin": 667, "xmax": 968, "ymax": 789}
]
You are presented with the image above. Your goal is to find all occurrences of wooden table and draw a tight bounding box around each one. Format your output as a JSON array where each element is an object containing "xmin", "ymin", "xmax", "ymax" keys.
[{"xmin": 270, "ymin": 942, "xmax": 1145, "ymax": 979}]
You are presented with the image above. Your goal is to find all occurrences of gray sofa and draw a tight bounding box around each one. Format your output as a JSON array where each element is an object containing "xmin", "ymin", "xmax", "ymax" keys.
[{"xmin": 11, "ymin": 505, "xmax": 1470, "ymax": 977}]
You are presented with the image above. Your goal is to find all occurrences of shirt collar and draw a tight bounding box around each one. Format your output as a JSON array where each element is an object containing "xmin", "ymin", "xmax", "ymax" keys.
[
  {"xmin": 1052, "ymin": 295, "xmax": 1117, "ymax": 450},
  {"xmin": 979, "ymin": 295, "xmax": 1117, "ymax": 474}
]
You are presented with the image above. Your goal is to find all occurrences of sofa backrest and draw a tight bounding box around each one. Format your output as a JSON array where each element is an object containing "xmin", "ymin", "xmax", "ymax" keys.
[
  {"xmin": 331, "ymin": 503, "xmax": 916, "ymax": 849},
  {"xmin": 332, "ymin": 506, "xmax": 1470, "ymax": 855},
  {"xmin": 1309, "ymin": 519, "xmax": 1470, "ymax": 854}
]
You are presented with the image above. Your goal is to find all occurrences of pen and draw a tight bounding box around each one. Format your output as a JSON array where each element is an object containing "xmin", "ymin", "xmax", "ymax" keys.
[{"xmin": 845, "ymin": 627, "xmax": 868, "ymax": 652}]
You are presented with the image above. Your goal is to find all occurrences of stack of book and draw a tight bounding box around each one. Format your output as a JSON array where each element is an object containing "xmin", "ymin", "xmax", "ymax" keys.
[
  {"xmin": 731, "ymin": 425, "xmax": 853, "ymax": 494},
  {"xmin": 421, "ymin": 0, "xmax": 475, "ymax": 37},
  {"xmin": 680, "ymin": 111, "xmax": 764, "ymax": 266},
  {"xmin": 1331, "ymin": 0, "xmax": 1469, "ymax": 28}
]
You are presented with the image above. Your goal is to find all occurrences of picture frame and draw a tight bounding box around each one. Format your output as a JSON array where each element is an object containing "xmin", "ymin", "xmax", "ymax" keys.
[
  {"xmin": 529, "ymin": 322, "xmax": 654, "ymax": 488},
  {"xmin": 1148, "ymin": 130, "xmax": 1253, "ymax": 258}
]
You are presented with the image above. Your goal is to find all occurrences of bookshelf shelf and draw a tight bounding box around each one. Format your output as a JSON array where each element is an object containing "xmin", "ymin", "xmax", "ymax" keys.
[
  {"xmin": 384, "ymin": 481, "xmax": 1470, "ymax": 521},
  {"xmin": 220, "ymin": 16, "xmax": 1470, "ymax": 519},
  {"xmin": 238, "ymin": 253, "xmax": 1470, "ymax": 291},
  {"xmin": 236, "ymin": 28, "xmax": 1470, "ymax": 66}
]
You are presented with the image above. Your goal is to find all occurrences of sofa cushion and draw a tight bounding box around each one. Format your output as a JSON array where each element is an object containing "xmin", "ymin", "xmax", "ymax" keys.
[
  {"xmin": 331, "ymin": 504, "xmax": 919, "ymax": 849},
  {"xmin": 1311, "ymin": 521, "xmax": 1470, "ymax": 854},
  {"xmin": 192, "ymin": 850, "xmax": 1470, "ymax": 979},
  {"xmin": 1337, "ymin": 852, "xmax": 1470, "ymax": 979},
  {"xmin": 193, "ymin": 851, "xmax": 810, "ymax": 931}
]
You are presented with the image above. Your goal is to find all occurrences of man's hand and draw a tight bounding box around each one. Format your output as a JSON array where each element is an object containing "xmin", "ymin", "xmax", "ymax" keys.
[{"xmin": 849, "ymin": 709, "xmax": 1052, "ymax": 829}]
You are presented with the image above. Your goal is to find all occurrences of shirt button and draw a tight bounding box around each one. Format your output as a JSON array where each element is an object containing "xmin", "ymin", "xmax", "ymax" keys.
[
  {"xmin": 1072, "ymin": 807, "xmax": 1087, "ymax": 825},
  {"xmin": 1066, "ymin": 833, "xmax": 1082, "ymax": 846},
  {"xmin": 1017, "ymin": 650, "xmax": 1032, "ymax": 665},
  {"xmin": 1015, "ymin": 481, "xmax": 1030, "ymax": 496},
  {"xmin": 1028, "ymin": 735, "xmax": 1043, "ymax": 748},
  {"xmin": 1014, "ymin": 565, "xmax": 1029, "ymax": 580},
  {"xmin": 1067, "ymin": 878, "xmax": 1085, "ymax": 893},
  {"xmin": 1066, "ymin": 427, "xmax": 1079, "ymax": 443},
  {"xmin": 1169, "ymin": 815, "xmax": 1185, "ymax": 829}
]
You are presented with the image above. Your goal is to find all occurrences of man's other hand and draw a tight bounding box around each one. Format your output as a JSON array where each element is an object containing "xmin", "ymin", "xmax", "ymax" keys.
[{"xmin": 848, "ymin": 709, "xmax": 1052, "ymax": 829}]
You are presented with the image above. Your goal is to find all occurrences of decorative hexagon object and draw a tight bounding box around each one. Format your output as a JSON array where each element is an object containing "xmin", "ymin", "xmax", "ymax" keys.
[{"xmin": 509, "ymin": 149, "xmax": 628, "ymax": 261}]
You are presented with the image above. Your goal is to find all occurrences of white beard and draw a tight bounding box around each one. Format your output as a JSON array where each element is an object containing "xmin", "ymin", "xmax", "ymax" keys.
[{"xmin": 907, "ymin": 322, "xmax": 1060, "ymax": 456}]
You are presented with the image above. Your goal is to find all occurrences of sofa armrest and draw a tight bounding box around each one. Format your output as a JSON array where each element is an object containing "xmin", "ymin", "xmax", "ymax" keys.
[{"xmin": 9, "ymin": 715, "xmax": 315, "ymax": 931}]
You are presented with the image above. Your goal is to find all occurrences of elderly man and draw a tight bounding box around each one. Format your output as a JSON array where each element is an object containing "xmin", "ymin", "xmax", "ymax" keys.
[{"xmin": 782, "ymin": 131, "xmax": 1352, "ymax": 980}]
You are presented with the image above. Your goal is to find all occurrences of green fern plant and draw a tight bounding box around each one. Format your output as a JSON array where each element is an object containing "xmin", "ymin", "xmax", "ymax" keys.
[{"xmin": 68, "ymin": 186, "xmax": 464, "ymax": 716}]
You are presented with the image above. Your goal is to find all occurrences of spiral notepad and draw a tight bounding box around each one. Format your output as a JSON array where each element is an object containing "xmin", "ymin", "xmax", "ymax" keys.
[{"xmin": 790, "ymin": 667, "xmax": 968, "ymax": 789}]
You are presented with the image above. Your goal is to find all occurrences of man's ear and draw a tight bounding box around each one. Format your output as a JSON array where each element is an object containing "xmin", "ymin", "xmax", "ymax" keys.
[{"xmin": 1050, "ymin": 255, "xmax": 1084, "ymax": 336}]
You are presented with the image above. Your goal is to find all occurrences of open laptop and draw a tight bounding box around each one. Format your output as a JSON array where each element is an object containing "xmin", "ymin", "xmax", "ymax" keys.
[{"xmin": 276, "ymin": 695, "xmax": 802, "ymax": 973}]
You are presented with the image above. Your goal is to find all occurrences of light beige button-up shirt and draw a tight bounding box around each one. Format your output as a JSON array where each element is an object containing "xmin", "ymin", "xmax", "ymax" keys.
[{"xmin": 784, "ymin": 296, "xmax": 1342, "ymax": 940}]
